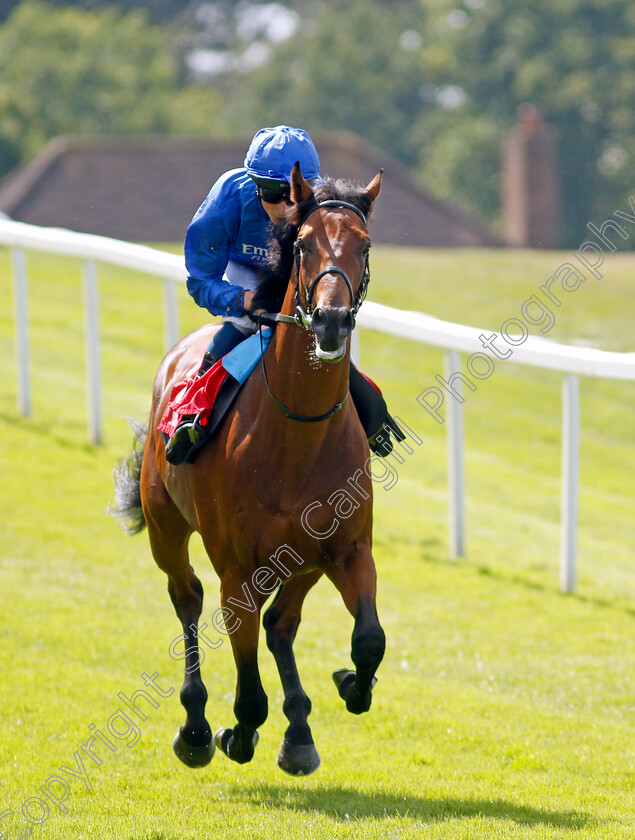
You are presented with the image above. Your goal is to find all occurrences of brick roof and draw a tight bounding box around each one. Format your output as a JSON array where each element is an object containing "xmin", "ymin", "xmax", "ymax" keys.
[{"xmin": 0, "ymin": 133, "xmax": 500, "ymax": 246}]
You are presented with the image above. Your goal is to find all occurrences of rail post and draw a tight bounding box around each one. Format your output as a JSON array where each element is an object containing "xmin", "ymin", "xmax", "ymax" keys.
[
  {"xmin": 445, "ymin": 349, "xmax": 466, "ymax": 558},
  {"xmin": 350, "ymin": 325, "xmax": 360, "ymax": 365},
  {"xmin": 12, "ymin": 247, "xmax": 31, "ymax": 417},
  {"xmin": 83, "ymin": 259, "xmax": 102, "ymax": 445},
  {"xmin": 163, "ymin": 276, "xmax": 179, "ymax": 351},
  {"xmin": 561, "ymin": 374, "xmax": 580, "ymax": 593}
]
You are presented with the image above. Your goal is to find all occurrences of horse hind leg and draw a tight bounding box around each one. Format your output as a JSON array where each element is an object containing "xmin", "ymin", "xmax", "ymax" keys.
[
  {"xmin": 142, "ymin": 472, "xmax": 214, "ymax": 767},
  {"xmin": 167, "ymin": 566, "xmax": 215, "ymax": 768},
  {"xmin": 263, "ymin": 571, "xmax": 323, "ymax": 776}
]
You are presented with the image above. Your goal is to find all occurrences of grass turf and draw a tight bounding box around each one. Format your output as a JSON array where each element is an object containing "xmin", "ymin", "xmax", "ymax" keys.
[{"xmin": 0, "ymin": 244, "xmax": 633, "ymax": 839}]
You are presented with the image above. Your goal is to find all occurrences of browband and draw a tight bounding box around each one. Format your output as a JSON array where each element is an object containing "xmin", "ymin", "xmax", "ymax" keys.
[{"xmin": 297, "ymin": 199, "xmax": 368, "ymax": 228}]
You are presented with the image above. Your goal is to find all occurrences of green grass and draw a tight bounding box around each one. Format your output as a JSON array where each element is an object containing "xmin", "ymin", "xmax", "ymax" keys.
[{"xmin": 0, "ymin": 244, "xmax": 633, "ymax": 839}]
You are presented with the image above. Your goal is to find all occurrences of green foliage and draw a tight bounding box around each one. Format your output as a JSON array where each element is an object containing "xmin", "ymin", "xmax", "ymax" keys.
[
  {"xmin": 212, "ymin": 0, "xmax": 634, "ymax": 246},
  {"xmin": 0, "ymin": 0, "xmax": 190, "ymax": 23},
  {"xmin": 416, "ymin": 0, "xmax": 635, "ymax": 244},
  {"xmin": 412, "ymin": 109, "xmax": 503, "ymax": 224},
  {"xmin": 215, "ymin": 0, "xmax": 429, "ymax": 167},
  {"xmin": 1, "ymin": 0, "xmax": 633, "ymax": 247},
  {"xmin": 0, "ymin": 1, "xmax": 216, "ymax": 177}
]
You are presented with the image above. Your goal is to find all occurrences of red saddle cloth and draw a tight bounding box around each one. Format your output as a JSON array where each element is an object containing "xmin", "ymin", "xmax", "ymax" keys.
[{"xmin": 158, "ymin": 360, "xmax": 230, "ymax": 438}]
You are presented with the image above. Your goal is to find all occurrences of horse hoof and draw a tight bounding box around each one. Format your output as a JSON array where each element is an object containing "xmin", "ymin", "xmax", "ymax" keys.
[
  {"xmin": 332, "ymin": 668, "xmax": 356, "ymax": 698},
  {"xmin": 277, "ymin": 740, "xmax": 321, "ymax": 776},
  {"xmin": 172, "ymin": 728, "xmax": 215, "ymax": 768},
  {"xmin": 332, "ymin": 668, "xmax": 378, "ymax": 714},
  {"xmin": 333, "ymin": 669, "xmax": 378, "ymax": 694},
  {"xmin": 214, "ymin": 728, "xmax": 259, "ymax": 763}
]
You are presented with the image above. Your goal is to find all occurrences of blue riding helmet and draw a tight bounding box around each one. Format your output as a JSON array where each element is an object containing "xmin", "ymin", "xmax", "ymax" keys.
[{"xmin": 244, "ymin": 125, "xmax": 320, "ymax": 183}]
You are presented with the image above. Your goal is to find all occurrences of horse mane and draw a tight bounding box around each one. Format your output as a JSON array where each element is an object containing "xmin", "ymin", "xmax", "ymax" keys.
[{"xmin": 252, "ymin": 177, "xmax": 375, "ymax": 313}]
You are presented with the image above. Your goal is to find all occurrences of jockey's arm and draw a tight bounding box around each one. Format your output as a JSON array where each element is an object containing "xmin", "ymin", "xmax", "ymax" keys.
[{"xmin": 185, "ymin": 214, "xmax": 250, "ymax": 319}]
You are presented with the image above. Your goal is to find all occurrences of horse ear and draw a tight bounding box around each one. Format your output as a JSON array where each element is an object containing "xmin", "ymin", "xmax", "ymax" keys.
[
  {"xmin": 364, "ymin": 169, "xmax": 383, "ymax": 203},
  {"xmin": 290, "ymin": 161, "xmax": 314, "ymax": 204}
]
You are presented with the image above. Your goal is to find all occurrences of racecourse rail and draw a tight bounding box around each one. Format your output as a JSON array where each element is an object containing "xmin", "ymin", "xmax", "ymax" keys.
[{"xmin": 2, "ymin": 218, "xmax": 634, "ymax": 594}]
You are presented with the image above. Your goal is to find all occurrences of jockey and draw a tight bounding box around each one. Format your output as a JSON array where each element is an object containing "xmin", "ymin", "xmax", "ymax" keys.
[{"xmin": 165, "ymin": 125, "xmax": 404, "ymax": 464}]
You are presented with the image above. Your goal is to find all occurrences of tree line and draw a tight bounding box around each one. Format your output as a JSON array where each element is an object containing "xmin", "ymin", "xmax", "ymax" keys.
[{"xmin": 0, "ymin": 0, "xmax": 632, "ymax": 247}]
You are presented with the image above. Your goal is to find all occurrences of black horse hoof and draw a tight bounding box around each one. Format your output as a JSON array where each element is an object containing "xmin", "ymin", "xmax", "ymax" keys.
[
  {"xmin": 333, "ymin": 668, "xmax": 356, "ymax": 697},
  {"xmin": 172, "ymin": 727, "xmax": 215, "ymax": 768},
  {"xmin": 214, "ymin": 727, "xmax": 259, "ymax": 764},
  {"xmin": 332, "ymin": 669, "xmax": 378, "ymax": 714},
  {"xmin": 277, "ymin": 740, "xmax": 321, "ymax": 776}
]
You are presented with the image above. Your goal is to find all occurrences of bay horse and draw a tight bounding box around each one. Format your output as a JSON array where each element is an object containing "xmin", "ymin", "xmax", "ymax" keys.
[{"xmin": 112, "ymin": 164, "xmax": 385, "ymax": 776}]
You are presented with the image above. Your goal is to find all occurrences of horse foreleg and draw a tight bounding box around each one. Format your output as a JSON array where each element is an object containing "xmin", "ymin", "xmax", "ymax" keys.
[
  {"xmin": 214, "ymin": 572, "xmax": 268, "ymax": 765},
  {"xmin": 263, "ymin": 570, "xmax": 323, "ymax": 776},
  {"xmin": 327, "ymin": 544, "xmax": 386, "ymax": 715}
]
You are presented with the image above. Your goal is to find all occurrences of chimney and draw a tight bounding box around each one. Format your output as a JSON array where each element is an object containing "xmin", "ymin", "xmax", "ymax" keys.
[{"xmin": 503, "ymin": 104, "xmax": 560, "ymax": 248}]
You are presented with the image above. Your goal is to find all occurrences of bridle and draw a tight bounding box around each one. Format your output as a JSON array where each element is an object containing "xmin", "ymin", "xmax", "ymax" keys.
[
  {"xmin": 253, "ymin": 199, "xmax": 371, "ymax": 423},
  {"xmin": 292, "ymin": 200, "xmax": 371, "ymax": 330}
]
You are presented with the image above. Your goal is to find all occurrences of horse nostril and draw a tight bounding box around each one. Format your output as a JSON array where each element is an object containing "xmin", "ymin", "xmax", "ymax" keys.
[
  {"xmin": 340, "ymin": 310, "xmax": 354, "ymax": 333},
  {"xmin": 312, "ymin": 307, "xmax": 325, "ymax": 327}
]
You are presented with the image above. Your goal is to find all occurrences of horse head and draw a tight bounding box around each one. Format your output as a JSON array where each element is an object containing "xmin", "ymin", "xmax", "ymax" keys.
[{"xmin": 288, "ymin": 163, "xmax": 382, "ymax": 363}]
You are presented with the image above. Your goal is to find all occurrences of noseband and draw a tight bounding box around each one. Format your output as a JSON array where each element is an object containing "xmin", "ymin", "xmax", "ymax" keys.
[{"xmin": 254, "ymin": 199, "xmax": 372, "ymax": 423}]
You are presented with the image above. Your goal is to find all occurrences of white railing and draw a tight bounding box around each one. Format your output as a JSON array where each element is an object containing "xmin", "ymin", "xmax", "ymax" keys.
[
  {"xmin": 1, "ymin": 219, "xmax": 185, "ymax": 444},
  {"xmin": 358, "ymin": 303, "xmax": 635, "ymax": 594},
  {"xmin": 2, "ymin": 218, "xmax": 634, "ymax": 593}
]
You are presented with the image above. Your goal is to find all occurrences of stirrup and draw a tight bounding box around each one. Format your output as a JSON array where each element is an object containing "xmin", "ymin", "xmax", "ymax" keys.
[{"xmin": 164, "ymin": 414, "xmax": 207, "ymax": 465}]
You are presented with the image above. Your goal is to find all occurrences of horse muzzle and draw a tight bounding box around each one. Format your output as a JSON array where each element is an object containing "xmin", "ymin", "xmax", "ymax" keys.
[{"xmin": 311, "ymin": 306, "xmax": 354, "ymax": 362}]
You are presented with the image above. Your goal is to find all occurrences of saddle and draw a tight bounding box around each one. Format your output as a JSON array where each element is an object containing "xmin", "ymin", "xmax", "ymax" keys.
[{"xmin": 158, "ymin": 328, "xmax": 272, "ymax": 463}]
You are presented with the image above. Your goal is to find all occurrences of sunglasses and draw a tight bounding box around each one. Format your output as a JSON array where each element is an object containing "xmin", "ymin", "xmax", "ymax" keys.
[
  {"xmin": 255, "ymin": 178, "xmax": 317, "ymax": 205},
  {"xmin": 257, "ymin": 183, "xmax": 291, "ymax": 204}
]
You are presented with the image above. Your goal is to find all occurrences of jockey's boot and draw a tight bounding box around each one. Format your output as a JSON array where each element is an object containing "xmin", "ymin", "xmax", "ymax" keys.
[
  {"xmin": 163, "ymin": 351, "xmax": 219, "ymax": 465},
  {"xmin": 197, "ymin": 350, "xmax": 218, "ymax": 379},
  {"xmin": 349, "ymin": 364, "xmax": 406, "ymax": 457}
]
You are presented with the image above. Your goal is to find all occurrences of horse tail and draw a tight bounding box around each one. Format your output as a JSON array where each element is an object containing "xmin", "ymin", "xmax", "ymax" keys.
[{"xmin": 108, "ymin": 418, "xmax": 147, "ymax": 535}]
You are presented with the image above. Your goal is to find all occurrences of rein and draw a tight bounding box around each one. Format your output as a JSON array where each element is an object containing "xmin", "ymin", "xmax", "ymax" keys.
[{"xmin": 253, "ymin": 199, "xmax": 371, "ymax": 423}]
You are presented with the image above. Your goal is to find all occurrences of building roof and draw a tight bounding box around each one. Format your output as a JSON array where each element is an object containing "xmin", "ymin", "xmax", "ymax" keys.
[{"xmin": 0, "ymin": 133, "xmax": 500, "ymax": 246}]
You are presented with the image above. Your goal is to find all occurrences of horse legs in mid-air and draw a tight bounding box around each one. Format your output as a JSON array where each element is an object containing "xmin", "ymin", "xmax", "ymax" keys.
[
  {"xmin": 140, "ymin": 430, "xmax": 384, "ymax": 777},
  {"xmin": 262, "ymin": 543, "xmax": 385, "ymax": 775}
]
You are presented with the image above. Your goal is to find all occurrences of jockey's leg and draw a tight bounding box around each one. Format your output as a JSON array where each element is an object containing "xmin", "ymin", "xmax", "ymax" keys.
[
  {"xmin": 349, "ymin": 363, "xmax": 406, "ymax": 457},
  {"xmin": 165, "ymin": 262, "xmax": 259, "ymax": 465},
  {"xmin": 196, "ymin": 323, "xmax": 247, "ymax": 377},
  {"xmin": 164, "ymin": 324, "xmax": 247, "ymax": 465},
  {"xmin": 196, "ymin": 259, "xmax": 261, "ymax": 375}
]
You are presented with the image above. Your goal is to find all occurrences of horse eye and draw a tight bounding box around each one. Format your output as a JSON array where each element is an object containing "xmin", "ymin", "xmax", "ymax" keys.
[{"xmin": 296, "ymin": 239, "xmax": 306, "ymax": 253}]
